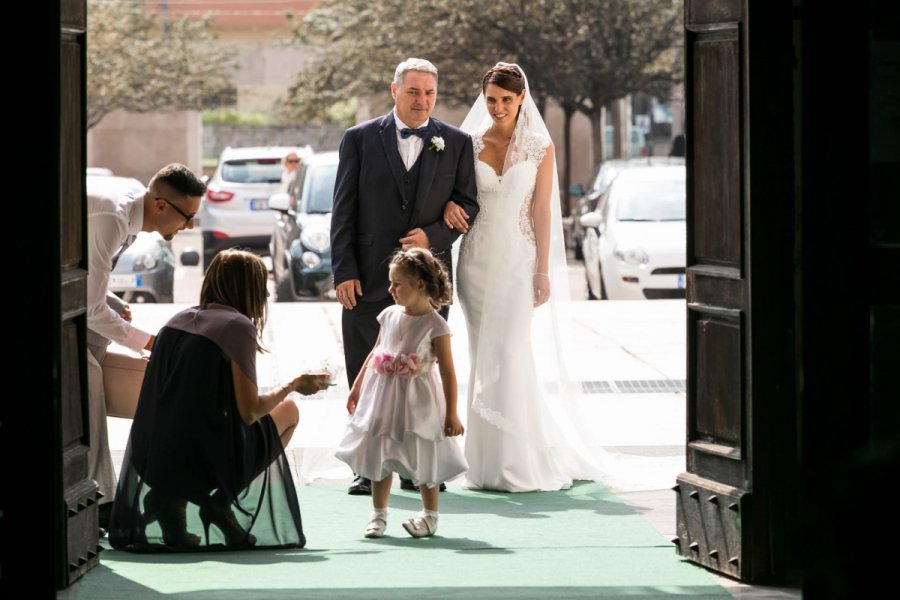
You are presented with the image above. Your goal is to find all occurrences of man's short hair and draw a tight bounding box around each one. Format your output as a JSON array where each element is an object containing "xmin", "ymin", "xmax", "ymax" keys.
[
  {"xmin": 148, "ymin": 163, "xmax": 206, "ymax": 198},
  {"xmin": 393, "ymin": 58, "xmax": 438, "ymax": 86}
]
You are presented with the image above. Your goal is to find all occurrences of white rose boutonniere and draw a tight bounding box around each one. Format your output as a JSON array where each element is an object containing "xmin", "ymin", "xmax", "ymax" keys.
[{"xmin": 429, "ymin": 136, "xmax": 445, "ymax": 152}]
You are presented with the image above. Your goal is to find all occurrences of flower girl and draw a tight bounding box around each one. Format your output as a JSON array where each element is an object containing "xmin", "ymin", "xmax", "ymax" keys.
[{"xmin": 335, "ymin": 248, "xmax": 467, "ymax": 538}]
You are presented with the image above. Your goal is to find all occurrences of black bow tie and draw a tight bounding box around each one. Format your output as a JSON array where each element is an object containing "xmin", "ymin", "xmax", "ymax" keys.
[{"xmin": 399, "ymin": 126, "xmax": 430, "ymax": 140}]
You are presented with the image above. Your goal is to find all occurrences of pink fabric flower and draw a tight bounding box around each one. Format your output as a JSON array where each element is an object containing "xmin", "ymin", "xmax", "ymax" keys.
[
  {"xmin": 395, "ymin": 353, "xmax": 421, "ymax": 377},
  {"xmin": 370, "ymin": 349, "xmax": 422, "ymax": 378}
]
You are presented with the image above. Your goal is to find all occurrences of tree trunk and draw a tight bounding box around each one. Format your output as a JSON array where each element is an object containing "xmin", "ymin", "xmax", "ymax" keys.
[
  {"xmin": 560, "ymin": 102, "xmax": 576, "ymax": 216},
  {"xmin": 589, "ymin": 106, "xmax": 606, "ymax": 169}
]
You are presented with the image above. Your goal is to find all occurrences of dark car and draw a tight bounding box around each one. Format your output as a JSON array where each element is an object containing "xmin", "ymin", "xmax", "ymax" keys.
[
  {"xmin": 108, "ymin": 232, "xmax": 177, "ymax": 303},
  {"xmin": 268, "ymin": 151, "xmax": 338, "ymax": 301}
]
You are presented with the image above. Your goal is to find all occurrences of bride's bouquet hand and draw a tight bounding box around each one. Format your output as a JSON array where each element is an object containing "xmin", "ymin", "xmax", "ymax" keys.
[{"xmin": 533, "ymin": 273, "xmax": 551, "ymax": 307}]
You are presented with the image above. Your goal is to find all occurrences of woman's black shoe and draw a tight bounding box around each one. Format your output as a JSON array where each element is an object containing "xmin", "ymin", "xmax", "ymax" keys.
[
  {"xmin": 200, "ymin": 501, "xmax": 256, "ymax": 546},
  {"xmin": 143, "ymin": 489, "xmax": 201, "ymax": 548}
]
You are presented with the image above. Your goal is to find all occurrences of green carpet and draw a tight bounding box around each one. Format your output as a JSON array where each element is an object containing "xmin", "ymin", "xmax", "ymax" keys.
[{"xmin": 72, "ymin": 482, "xmax": 731, "ymax": 599}]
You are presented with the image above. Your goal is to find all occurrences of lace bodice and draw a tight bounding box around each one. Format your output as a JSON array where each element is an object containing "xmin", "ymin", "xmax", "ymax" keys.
[{"xmin": 462, "ymin": 130, "xmax": 550, "ymax": 258}]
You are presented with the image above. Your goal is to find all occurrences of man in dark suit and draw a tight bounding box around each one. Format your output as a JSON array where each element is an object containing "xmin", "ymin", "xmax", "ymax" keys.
[{"xmin": 331, "ymin": 57, "xmax": 479, "ymax": 495}]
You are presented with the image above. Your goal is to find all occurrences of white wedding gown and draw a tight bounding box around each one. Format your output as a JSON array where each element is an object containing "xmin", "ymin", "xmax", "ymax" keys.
[{"xmin": 458, "ymin": 130, "xmax": 595, "ymax": 492}]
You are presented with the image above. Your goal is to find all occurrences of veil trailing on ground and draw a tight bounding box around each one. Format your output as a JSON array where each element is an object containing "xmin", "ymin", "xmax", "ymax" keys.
[{"xmin": 457, "ymin": 63, "xmax": 679, "ymax": 491}]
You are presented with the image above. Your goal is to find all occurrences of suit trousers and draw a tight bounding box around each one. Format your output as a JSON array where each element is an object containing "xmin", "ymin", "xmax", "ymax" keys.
[
  {"xmin": 87, "ymin": 343, "xmax": 117, "ymax": 505},
  {"xmin": 341, "ymin": 298, "xmax": 395, "ymax": 387}
]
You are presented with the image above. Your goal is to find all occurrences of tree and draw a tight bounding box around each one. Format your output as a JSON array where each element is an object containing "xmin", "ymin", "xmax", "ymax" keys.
[
  {"xmin": 87, "ymin": 0, "xmax": 237, "ymax": 130},
  {"xmin": 558, "ymin": 0, "xmax": 683, "ymax": 170},
  {"xmin": 281, "ymin": 0, "xmax": 682, "ymax": 211}
]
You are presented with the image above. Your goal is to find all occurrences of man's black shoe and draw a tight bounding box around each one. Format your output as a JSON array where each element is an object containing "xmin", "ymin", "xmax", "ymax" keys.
[
  {"xmin": 399, "ymin": 478, "xmax": 446, "ymax": 492},
  {"xmin": 348, "ymin": 476, "xmax": 372, "ymax": 495}
]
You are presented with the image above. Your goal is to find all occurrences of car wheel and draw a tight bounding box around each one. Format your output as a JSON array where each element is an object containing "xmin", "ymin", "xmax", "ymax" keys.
[
  {"xmin": 585, "ymin": 269, "xmax": 597, "ymax": 300},
  {"xmin": 274, "ymin": 269, "xmax": 295, "ymax": 302},
  {"xmin": 125, "ymin": 292, "xmax": 154, "ymax": 304}
]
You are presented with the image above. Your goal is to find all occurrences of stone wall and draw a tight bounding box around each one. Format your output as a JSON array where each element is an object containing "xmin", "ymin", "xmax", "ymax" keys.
[{"xmin": 87, "ymin": 110, "xmax": 203, "ymax": 184}]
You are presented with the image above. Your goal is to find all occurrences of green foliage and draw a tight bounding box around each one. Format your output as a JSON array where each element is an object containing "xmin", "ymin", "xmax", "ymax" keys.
[
  {"xmin": 87, "ymin": 0, "xmax": 238, "ymax": 130},
  {"xmin": 202, "ymin": 108, "xmax": 270, "ymax": 126},
  {"xmin": 325, "ymin": 98, "xmax": 358, "ymax": 129},
  {"xmin": 281, "ymin": 0, "xmax": 682, "ymax": 122}
]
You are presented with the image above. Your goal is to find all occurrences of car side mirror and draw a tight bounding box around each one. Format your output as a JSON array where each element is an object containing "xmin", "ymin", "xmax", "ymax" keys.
[
  {"xmin": 569, "ymin": 183, "xmax": 585, "ymax": 197},
  {"xmin": 269, "ymin": 192, "xmax": 291, "ymax": 212},
  {"xmin": 580, "ymin": 212, "xmax": 603, "ymax": 229},
  {"xmin": 180, "ymin": 247, "xmax": 200, "ymax": 267}
]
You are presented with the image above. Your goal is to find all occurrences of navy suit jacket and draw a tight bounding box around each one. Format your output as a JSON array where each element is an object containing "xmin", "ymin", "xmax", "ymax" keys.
[{"xmin": 331, "ymin": 112, "xmax": 479, "ymax": 304}]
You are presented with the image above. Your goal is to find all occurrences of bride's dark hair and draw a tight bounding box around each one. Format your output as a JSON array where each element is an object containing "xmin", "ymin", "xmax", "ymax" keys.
[{"xmin": 481, "ymin": 63, "xmax": 525, "ymax": 94}]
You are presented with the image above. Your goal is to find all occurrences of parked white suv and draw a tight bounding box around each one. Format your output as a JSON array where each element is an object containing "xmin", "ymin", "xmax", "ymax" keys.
[{"xmin": 198, "ymin": 145, "xmax": 312, "ymax": 269}]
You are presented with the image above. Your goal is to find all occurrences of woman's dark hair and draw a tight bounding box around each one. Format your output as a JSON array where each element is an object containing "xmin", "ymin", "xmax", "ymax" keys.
[
  {"xmin": 481, "ymin": 63, "xmax": 525, "ymax": 95},
  {"xmin": 390, "ymin": 248, "xmax": 452, "ymax": 309}
]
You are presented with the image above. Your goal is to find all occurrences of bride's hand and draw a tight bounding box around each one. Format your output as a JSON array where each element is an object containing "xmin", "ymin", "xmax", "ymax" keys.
[
  {"xmin": 533, "ymin": 273, "xmax": 551, "ymax": 307},
  {"xmin": 443, "ymin": 201, "xmax": 469, "ymax": 233}
]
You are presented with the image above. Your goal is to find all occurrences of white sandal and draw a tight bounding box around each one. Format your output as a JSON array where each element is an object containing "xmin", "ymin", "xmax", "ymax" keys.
[
  {"xmin": 402, "ymin": 515, "xmax": 437, "ymax": 538},
  {"xmin": 364, "ymin": 515, "xmax": 387, "ymax": 538}
]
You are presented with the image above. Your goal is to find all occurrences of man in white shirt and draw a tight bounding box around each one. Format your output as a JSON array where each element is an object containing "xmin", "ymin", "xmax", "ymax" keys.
[{"xmin": 87, "ymin": 163, "xmax": 206, "ymax": 531}]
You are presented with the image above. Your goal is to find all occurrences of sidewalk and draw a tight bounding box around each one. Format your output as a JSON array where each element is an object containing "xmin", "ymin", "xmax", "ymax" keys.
[{"xmin": 101, "ymin": 299, "xmax": 799, "ymax": 600}]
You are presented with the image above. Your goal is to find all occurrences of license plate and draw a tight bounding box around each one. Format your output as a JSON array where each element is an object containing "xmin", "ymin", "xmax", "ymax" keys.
[
  {"xmin": 677, "ymin": 273, "xmax": 685, "ymax": 289},
  {"xmin": 250, "ymin": 198, "xmax": 268, "ymax": 210},
  {"xmin": 110, "ymin": 274, "xmax": 138, "ymax": 288}
]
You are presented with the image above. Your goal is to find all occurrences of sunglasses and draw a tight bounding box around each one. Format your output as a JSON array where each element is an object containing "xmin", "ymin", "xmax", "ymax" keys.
[
  {"xmin": 286, "ymin": 158, "xmax": 300, "ymax": 164},
  {"xmin": 157, "ymin": 197, "xmax": 196, "ymax": 225}
]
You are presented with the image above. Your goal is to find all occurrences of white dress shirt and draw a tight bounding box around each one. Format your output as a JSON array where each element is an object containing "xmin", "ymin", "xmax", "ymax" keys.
[
  {"xmin": 87, "ymin": 191, "xmax": 153, "ymax": 352},
  {"xmin": 394, "ymin": 109, "xmax": 430, "ymax": 171}
]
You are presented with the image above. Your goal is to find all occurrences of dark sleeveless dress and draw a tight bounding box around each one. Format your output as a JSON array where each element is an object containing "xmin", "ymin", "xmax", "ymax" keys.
[{"xmin": 108, "ymin": 304, "xmax": 304, "ymax": 552}]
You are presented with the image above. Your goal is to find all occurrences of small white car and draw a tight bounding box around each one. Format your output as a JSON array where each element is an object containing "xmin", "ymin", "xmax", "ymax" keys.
[
  {"xmin": 580, "ymin": 164, "xmax": 686, "ymax": 300},
  {"xmin": 198, "ymin": 145, "xmax": 312, "ymax": 270}
]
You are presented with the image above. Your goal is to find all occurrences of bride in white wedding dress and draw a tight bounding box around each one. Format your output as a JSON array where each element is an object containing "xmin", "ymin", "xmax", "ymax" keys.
[{"xmin": 443, "ymin": 63, "xmax": 619, "ymax": 492}]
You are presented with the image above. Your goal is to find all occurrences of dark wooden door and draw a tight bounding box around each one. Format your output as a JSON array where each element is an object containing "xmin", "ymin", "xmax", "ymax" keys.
[
  {"xmin": 678, "ymin": 1, "xmax": 898, "ymax": 589},
  {"xmin": 676, "ymin": 1, "xmax": 799, "ymax": 583},
  {"xmin": 59, "ymin": 0, "xmax": 101, "ymax": 588},
  {"xmin": 3, "ymin": 1, "xmax": 96, "ymax": 595}
]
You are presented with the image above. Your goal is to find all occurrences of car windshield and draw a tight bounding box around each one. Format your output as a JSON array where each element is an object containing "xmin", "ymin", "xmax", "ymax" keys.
[
  {"xmin": 221, "ymin": 158, "xmax": 283, "ymax": 184},
  {"xmin": 613, "ymin": 178, "xmax": 685, "ymax": 221},
  {"xmin": 306, "ymin": 164, "xmax": 337, "ymax": 213}
]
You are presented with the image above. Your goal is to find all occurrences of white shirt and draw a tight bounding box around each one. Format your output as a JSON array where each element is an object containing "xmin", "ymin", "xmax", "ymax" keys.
[
  {"xmin": 394, "ymin": 109, "xmax": 430, "ymax": 171},
  {"xmin": 87, "ymin": 191, "xmax": 153, "ymax": 352}
]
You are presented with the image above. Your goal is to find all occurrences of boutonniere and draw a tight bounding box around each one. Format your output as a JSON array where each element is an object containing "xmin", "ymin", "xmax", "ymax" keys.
[{"xmin": 429, "ymin": 136, "xmax": 445, "ymax": 152}]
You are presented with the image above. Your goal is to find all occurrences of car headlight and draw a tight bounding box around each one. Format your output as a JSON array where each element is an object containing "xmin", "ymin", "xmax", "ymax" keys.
[
  {"xmin": 300, "ymin": 226, "xmax": 330, "ymax": 253},
  {"xmin": 613, "ymin": 246, "xmax": 649, "ymax": 266},
  {"xmin": 301, "ymin": 251, "xmax": 322, "ymax": 268},
  {"xmin": 134, "ymin": 253, "xmax": 157, "ymax": 271}
]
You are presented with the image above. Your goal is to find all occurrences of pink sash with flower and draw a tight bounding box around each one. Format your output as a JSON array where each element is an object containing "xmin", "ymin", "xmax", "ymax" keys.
[{"xmin": 370, "ymin": 349, "xmax": 427, "ymax": 378}]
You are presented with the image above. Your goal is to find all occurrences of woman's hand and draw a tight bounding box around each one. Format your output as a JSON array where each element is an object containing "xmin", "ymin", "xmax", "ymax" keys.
[
  {"xmin": 444, "ymin": 413, "xmax": 464, "ymax": 437},
  {"xmin": 293, "ymin": 373, "xmax": 331, "ymax": 396},
  {"xmin": 533, "ymin": 273, "xmax": 551, "ymax": 307},
  {"xmin": 443, "ymin": 201, "xmax": 470, "ymax": 233}
]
